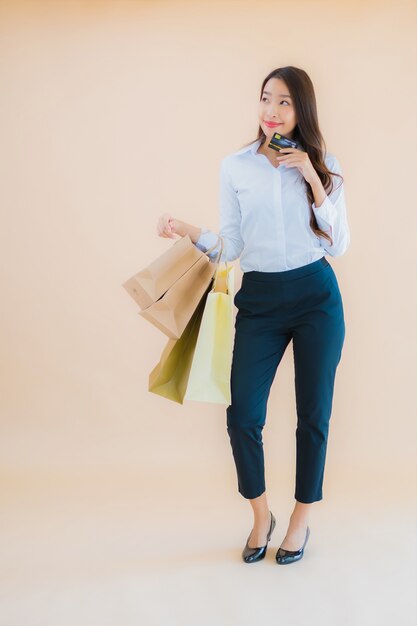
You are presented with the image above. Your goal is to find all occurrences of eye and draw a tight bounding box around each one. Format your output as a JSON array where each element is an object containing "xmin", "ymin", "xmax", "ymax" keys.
[{"xmin": 261, "ymin": 97, "xmax": 290, "ymax": 105}]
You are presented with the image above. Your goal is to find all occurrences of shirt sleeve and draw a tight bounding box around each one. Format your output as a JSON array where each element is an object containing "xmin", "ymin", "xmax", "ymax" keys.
[
  {"xmin": 194, "ymin": 158, "xmax": 244, "ymax": 262},
  {"xmin": 312, "ymin": 155, "xmax": 350, "ymax": 257}
]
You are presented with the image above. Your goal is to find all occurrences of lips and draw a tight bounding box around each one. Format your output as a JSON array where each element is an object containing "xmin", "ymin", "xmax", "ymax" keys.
[{"xmin": 264, "ymin": 121, "xmax": 283, "ymax": 127}]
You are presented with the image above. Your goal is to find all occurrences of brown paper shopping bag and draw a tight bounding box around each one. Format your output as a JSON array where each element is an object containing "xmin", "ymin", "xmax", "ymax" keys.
[
  {"xmin": 122, "ymin": 235, "xmax": 203, "ymax": 310},
  {"xmin": 138, "ymin": 235, "xmax": 223, "ymax": 339}
]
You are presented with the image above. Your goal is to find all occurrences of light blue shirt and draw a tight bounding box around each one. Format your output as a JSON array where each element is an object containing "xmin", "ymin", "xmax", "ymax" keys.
[{"xmin": 194, "ymin": 138, "xmax": 350, "ymax": 272}]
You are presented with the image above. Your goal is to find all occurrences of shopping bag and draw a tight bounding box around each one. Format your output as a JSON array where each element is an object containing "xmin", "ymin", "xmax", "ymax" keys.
[
  {"xmin": 122, "ymin": 234, "xmax": 218, "ymax": 310},
  {"xmin": 138, "ymin": 235, "xmax": 222, "ymax": 339},
  {"xmin": 148, "ymin": 291, "xmax": 209, "ymax": 404},
  {"xmin": 184, "ymin": 242, "xmax": 234, "ymax": 405}
]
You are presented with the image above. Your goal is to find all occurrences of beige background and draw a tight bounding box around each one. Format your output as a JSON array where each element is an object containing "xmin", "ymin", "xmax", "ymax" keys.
[{"xmin": 1, "ymin": 1, "xmax": 416, "ymax": 624}]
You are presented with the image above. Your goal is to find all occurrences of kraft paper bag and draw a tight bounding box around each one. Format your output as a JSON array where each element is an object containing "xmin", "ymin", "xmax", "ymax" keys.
[
  {"xmin": 184, "ymin": 253, "xmax": 235, "ymax": 405},
  {"xmin": 148, "ymin": 293, "xmax": 208, "ymax": 404},
  {"xmin": 122, "ymin": 235, "xmax": 203, "ymax": 310},
  {"xmin": 138, "ymin": 236, "xmax": 223, "ymax": 339}
]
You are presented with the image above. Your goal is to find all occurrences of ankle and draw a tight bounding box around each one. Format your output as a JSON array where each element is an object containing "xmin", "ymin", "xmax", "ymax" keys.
[
  {"xmin": 290, "ymin": 512, "xmax": 309, "ymax": 527},
  {"xmin": 254, "ymin": 509, "xmax": 271, "ymax": 525}
]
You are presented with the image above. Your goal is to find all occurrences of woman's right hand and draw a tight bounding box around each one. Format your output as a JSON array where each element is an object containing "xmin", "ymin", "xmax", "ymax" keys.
[
  {"xmin": 156, "ymin": 214, "xmax": 203, "ymax": 244},
  {"xmin": 156, "ymin": 213, "xmax": 179, "ymax": 239}
]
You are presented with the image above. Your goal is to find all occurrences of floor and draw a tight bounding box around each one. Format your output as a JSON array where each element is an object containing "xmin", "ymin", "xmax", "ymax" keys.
[{"xmin": 0, "ymin": 466, "xmax": 415, "ymax": 626}]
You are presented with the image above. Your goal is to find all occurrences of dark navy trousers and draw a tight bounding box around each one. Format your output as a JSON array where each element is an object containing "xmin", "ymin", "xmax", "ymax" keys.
[{"xmin": 226, "ymin": 256, "xmax": 345, "ymax": 504}]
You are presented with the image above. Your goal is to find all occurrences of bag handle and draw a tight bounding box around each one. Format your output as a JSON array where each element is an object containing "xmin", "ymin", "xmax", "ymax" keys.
[
  {"xmin": 204, "ymin": 233, "xmax": 222, "ymax": 256},
  {"xmin": 210, "ymin": 236, "xmax": 230, "ymax": 294},
  {"xmin": 200, "ymin": 233, "xmax": 230, "ymax": 293}
]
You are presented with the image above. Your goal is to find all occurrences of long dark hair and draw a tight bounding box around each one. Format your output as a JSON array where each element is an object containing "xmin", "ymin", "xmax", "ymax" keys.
[{"xmin": 241, "ymin": 66, "xmax": 343, "ymax": 246}]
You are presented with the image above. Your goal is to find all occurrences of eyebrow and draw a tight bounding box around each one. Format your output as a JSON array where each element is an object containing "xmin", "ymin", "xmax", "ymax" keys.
[{"xmin": 262, "ymin": 91, "xmax": 292, "ymax": 98}]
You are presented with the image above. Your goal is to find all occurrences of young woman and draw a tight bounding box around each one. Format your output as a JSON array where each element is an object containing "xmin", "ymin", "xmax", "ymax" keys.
[{"xmin": 157, "ymin": 66, "xmax": 349, "ymax": 565}]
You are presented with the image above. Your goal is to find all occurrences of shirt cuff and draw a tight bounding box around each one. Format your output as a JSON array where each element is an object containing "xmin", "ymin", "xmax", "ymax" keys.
[
  {"xmin": 194, "ymin": 227, "xmax": 220, "ymax": 255},
  {"xmin": 312, "ymin": 196, "xmax": 335, "ymax": 235}
]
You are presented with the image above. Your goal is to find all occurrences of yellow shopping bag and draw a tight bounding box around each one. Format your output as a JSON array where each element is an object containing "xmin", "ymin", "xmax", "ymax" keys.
[{"xmin": 184, "ymin": 244, "xmax": 235, "ymax": 405}]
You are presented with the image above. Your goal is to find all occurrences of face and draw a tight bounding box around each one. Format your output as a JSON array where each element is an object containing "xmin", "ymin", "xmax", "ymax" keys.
[{"xmin": 258, "ymin": 77, "xmax": 297, "ymax": 142}]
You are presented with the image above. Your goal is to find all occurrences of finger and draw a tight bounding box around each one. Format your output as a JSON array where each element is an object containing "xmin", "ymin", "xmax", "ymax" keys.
[{"xmin": 159, "ymin": 218, "xmax": 168, "ymax": 232}]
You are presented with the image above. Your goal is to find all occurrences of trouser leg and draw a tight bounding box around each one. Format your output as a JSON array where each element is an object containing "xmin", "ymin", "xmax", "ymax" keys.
[
  {"xmin": 226, "ymin": 312, "xmax": 292, "ymax": 499},
  {"xmin": 292, "ymin": 277, "xmax": 346, "ymax": 503}
]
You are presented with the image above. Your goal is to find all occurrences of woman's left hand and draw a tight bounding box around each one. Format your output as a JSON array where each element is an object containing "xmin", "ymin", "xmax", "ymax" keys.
[{"xmin": 275, "ymin": 148, "xmax": 318, "ymax": 185}]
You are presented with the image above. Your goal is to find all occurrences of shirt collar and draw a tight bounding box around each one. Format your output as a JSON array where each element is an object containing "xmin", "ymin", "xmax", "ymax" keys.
[{"xmin": 232, "ymin": 138, "xmax": 263, "ymax": 157}]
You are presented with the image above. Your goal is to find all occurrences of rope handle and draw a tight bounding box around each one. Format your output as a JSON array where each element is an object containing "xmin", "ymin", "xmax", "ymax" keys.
[
  {"xmin": 197, "ymin": 232, "xmax": 230, "ymax": 294},
  {"xmin": 204, "ymin": 233, "xmax": 222, "ymax": 257},
  {"xmin": 210, "ymin": 236, "xmax": 230, "ymax": 294}
]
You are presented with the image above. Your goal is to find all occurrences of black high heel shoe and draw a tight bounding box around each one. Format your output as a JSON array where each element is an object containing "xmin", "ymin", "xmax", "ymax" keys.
[
  {"xmin": 275, "ymin": 525, "xmax": 310, "ymax": 565},
  {"xmin": 242, "ymin": 510, "xmax": 276, "ymax": 563}
]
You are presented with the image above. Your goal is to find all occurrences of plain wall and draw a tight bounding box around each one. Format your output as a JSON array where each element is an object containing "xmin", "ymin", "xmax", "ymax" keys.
[{"xmin": 0, "ymin": 0, "xmax": 416, "ymax": 506}]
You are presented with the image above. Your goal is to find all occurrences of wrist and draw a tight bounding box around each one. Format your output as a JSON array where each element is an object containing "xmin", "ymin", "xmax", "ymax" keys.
[
  {"xmin": 172, "ymin": 219, "xmax": 202, "ymax": 244},
  {"xmin": 310, "ymin": 174, "xmax": 327, "ymax": 208},
  {"xmin": 309, "ymin": 170, "xmax": 322, "ymax": 188},
  {"xmin": 171, "ymin": 219, "xmax": 187, "ymax": 237}
]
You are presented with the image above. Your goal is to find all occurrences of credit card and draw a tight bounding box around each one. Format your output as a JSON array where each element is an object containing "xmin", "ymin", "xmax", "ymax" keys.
[{"xmin": 268, "ymin": 132, "xmax": 299, "ymax": 151}]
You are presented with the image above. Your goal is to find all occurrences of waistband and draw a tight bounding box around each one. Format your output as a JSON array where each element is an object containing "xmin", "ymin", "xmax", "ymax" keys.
[{"xmin": 243, "ymin": 256, "xmax": 329, "ymax": 282}]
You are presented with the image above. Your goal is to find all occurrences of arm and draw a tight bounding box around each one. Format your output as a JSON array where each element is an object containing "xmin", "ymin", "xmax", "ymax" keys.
[
  {"xmin": 168, "ymin": 220, "xmax": 202, "ymax": 244},
  {"xmin": 310, "ymin": 155, "xmax": 350, "ymax": 257},
  {"xmin": 194, "ymin": 158, "xmax": 244, "ymax": 262}
]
